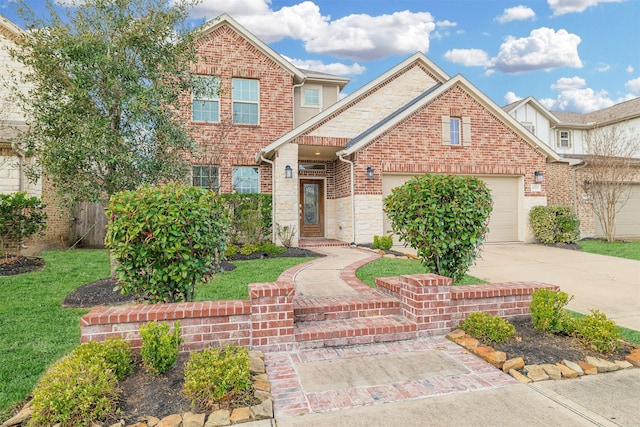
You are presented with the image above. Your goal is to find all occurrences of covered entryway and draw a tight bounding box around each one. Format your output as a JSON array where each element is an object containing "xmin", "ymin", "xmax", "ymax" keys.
[
  {"xmin": 300, "ymin": 179, "xmax": 325, "ymax": 238},
  {"xmin": 382, "ymin": 174, "xmax": 520, "ymax": 243},
  {"xmin": 595, "ymin": 183, "xmax": 640, "ymax": 239}
]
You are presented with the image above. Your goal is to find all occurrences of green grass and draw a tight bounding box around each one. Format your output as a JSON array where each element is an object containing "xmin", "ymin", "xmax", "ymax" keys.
[
  {"xmin": 195, "ymin": 257, "xmax": 316, "ymax": 300},
  {"xmin": 355, "ymin": 257, "xmax": 487, "ymax": 287},
  {"xmin": 0, "ymin": 250, "xmax": 110, "ymax": 420},
  {"xmin": 578, "ymin": 239, "xmax": 640, "ymax": 261}
]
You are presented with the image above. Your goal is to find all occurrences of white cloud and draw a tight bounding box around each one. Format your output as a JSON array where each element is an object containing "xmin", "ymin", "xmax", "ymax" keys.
[
  {"xmin": 627, "ymin": 65, "xmax": 635, "ymax": 73},
  {"xmin": 626, "ymin": 77, "xmax": 640, "ymax": 94},
  {"xmin": 551, "ymin": 76, "xmax": 587, "ymax": 90},
  {"xmin": 504, "ymin": 91, "xmax": 523, "ymax": 104},
  {"xmin": 304, "ymin": 11, "xmax": 435, "ymax": 61},
  {"xmin": 189, "ymin": 1, "xmax": 435, "ymax": 61},
  {"xmin": 596, "ymin": 64, "xmax": 611, "ymax": 72},
  {"xmin": 547, "ymin": 0, "xmax": 624, "ymax": 15},
  {"xmin": 284, "ymin": 57, "xmax": 366, "ymax": 76},
  {"xmin": 436, "ymin": 20, "xmax": 457, "ymax": 28},
  {"xmin": 544, "ymin": 77, "xmax": 615, "ymax": 112},
  {"xmin": 443, "ymin": 49, "xmax": 490, "ymax": 67},
  {"xmin": 490, "ymin": 28, "xmax": 582, "ymax": 73},
  {"xmin": 496, "ymin": 6, "xmax": 536, "ymax": 23}
]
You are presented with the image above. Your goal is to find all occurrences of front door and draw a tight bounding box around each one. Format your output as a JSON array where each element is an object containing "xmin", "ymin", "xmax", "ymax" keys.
[{"xmin": 300, "ymin": 179, "xmax": 324, "ymax": 237}]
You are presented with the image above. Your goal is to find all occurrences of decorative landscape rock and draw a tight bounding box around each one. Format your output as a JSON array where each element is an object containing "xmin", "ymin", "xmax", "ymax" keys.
[
  {"xmin": 624, "ymin": 349, "xmax": 640, "ymax": 366},
  {"xmin": 485, "ymin": 350, "xmax": 507, "ymax": 369},
  {"xmin": 204, "ymin": 410, "xmax": 230, "ymax": 427},
  {"xmin": 562, "ymin": 360, "xmax": 584, "ymax": 376},
  {"xmin": 229, "ymin": 407, "xmax": 251, "ymax": 424},
  {"xmin": 578, "ymin": 360, "xmax": 598, "ymax": 375},
  {"xmin": 509, "ymin": 369, "xmax": 532, "ymax": 384},
  {"xmin": 502, "ymin": 357, "xmax": 525, "ymax": 373},
  {"xmin": 555, "ymin": 363, "xmax": 579, "ymax": 379},
  {"xmin": 524, "ymin": 365, "xmax": 550, "ymax": 382},
  {"xmin": 585, "ymin": 356, "xmax": 619, "ymax": 373},
  {"xmin": 540, "ymin": 364, "xmax": 562, "ymax": 380}
]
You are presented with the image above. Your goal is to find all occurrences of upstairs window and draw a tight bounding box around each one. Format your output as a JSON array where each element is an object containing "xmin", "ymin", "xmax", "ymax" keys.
[
  {"xmin": 192, "ymin": 76, "xmax": 220, "ymax": 123},
  {"xmin": 232, "ymin": 166, "xmax": 259, "ymax": 194},
  {"xmin": 232, "ymin": 78, "xmax": 259, "ymax": 125},
  {"xmin": 302, "ymin": 87, "xmax": 321, "ymax": 107},
  {"xmin": 192, "ymin": 165, "xmax": 219, "ymax": 191},
  {"xmin": 442, "ymin": 115, "xmax": 471, "ymax": 146},
  {"xmin": 557, "ymin": 130, "xmax": 572, "ymax": 148},
  {"xmin": 523, "ymin": 122, "xmax": 536, "ymax": 134}
]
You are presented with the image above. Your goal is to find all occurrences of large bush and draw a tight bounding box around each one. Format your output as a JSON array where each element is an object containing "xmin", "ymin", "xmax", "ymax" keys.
[
  {"xmin": 0, "ymin": 192, "xmax": 47, "ymax": 256},
  {"xmin": 384, "ymin": 174, "xmax": 493, "ymax": 283},
  {"xmin": 529, "ymin": 206, "xmax": 580, "ymax": 244},
  {"xmin": 105, "ymin": 183, "xmax": 231, "ymax": 303}
]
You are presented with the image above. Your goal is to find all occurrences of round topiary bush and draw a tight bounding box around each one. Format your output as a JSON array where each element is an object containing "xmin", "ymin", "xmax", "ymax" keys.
[{"xmin": 383, "ymin": 174, "xmax": 493, "ymax": 283}]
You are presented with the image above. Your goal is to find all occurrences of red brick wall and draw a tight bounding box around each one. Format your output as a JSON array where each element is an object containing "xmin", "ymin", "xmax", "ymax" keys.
[
  {"xmin": 25, "ymin": 178, "xmax": 72, "ymax": 254},
  {"xmin": 354, "ymin": 86, "xmax": 548, "ymax": 196},
  {"xmin": 187, "ymin": 24, "xmax": 295, "ymax": 193}
]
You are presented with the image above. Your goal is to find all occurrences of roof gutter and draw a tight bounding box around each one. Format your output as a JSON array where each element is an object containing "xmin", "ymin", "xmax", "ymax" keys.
[{"xmin": 338, "ymin": 153, "xmax": 356, "ymax": 245}]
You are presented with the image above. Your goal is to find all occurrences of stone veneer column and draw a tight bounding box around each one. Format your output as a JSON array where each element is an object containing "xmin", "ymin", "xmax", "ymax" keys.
[
  {"xmin": 399, "ymin": 273, "xmax": 453, "ymax": 337},
  {"xmin": 249, "ymin": 282, "xmax": 295, "ymax": 352},
  {"xmin": 273, "ymin": 143, "xmax": 298, "ymax": 245}
]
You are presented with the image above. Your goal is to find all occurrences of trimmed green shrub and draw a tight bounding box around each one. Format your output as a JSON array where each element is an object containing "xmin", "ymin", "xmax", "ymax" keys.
[
  {"xmin": 530, "ymin": 289, "xmax": 574, "ymax": 334},
  {"xmin": 184, "ymin": 345, "xmax": 252, "ymax": 408},
  {"xmin": 71, "ymin": 338, "xmax": 132, "ymax": 380},
  {"xmin": 460, "ymin": 312, "xmax": 516, "ymax": 343},
  {"xmin": 383, "ymin": 174, "xmax": 493, "ymax": 283},
  {"xmin": 28, "ymin": 341, "xmax": 126, "ymax": 426},
  {"xmin": 105, "ymin": 183, "xmax": 231, "ymax": 303},
  {"xmin": 221, "ymin": 193, "xmax": 272, "ymax": 245},
  {"xmin": 373, "ymin": 235, "xmax": 393, "ymax": 250},
  {"xmin": 139, "ymin": 321, "xmax": 182, "ymax": 375},
  {"xmin": 0, "ymin": 192, "xmax": 47, "ymax": 256},
  {"xmin": 529, "ymin": 206, "xmax": 580, "ymax": 244},
  {"xmin": 573, "ymin": 309, "xmax": 620, "ymax": 354}
]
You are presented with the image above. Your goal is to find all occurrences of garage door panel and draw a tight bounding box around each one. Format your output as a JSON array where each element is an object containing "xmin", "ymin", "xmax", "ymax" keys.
[
  {"xmin": 382, "ymin": 174, "xmax": 519, "ymax": 243},
  {"xmin": 595, "ymin": 184, "xmax": 640, "ymax": 238}
]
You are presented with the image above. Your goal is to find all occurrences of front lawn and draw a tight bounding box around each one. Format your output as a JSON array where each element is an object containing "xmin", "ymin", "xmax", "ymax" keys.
[
  {"xmin": 356, "ymin": 257, "xmax": 487, "ymax": 287},
  {"xmin": 0, "ymin": 250, "xmax": 110, "ymax": 420},
  {"xmin": 578, "ymin": 239, "xmax": 640, "ymax": 261},
  {"xmin": 0, "ymin": 250, "xmax": 314, "ymax": 421}
]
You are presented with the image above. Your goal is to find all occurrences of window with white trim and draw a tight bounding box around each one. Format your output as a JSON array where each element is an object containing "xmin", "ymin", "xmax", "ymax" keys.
[
  {"xmin": 232, "ymin": 166, "xmax": 259, "ymax": 194},
  {"xmin": 302, "ymin": 87, "xmax": 321, "ymax": 107},
  {"xmin": 232, "ymin": 78, "xmax": 259, "ymax": 125},
  {"xmin": 191, "ymin": 76, "xmax": 220, "ymax": 123},
  {"xmin": 523, "ymin": 122, "xmax": 536, "ymax": 134},
  {"xmin": 557, "ymin": 130, "xmax": 572, "ymax": 148},
  {"xmin": 192, "ymin": 165, "xmax": 219, "ymax": 191},
  {"xmin": 442, "ymin": 116, "xmax": 471, "ymax": 146}
]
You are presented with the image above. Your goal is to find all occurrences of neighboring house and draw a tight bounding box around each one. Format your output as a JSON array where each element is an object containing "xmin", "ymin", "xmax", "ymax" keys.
[
  {"xmin": 506, "ymin": 97, "xmax": 640, "ymax": 239},
  {"xmin": 190, "ymin": 14, "xmax": 564, "ymax": 246},
  {"xmin": 0, "ymin": 15, "xmax": 71, "ymax": 253}
]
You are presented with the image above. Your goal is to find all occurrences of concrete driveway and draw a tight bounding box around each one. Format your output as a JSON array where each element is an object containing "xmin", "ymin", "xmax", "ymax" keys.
[{"xmin": 468, "ymin": 244, "xmax": 640, "ymax": 331}]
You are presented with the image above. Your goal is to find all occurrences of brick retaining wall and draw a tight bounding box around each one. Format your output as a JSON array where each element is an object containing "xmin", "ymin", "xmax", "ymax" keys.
[{"xmin": 80, "ymin": 275, "xmax": 559, "ymax": 351}]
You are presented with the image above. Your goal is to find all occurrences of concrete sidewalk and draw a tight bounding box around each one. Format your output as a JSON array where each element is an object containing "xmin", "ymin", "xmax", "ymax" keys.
[{"xmin": 267, "ymin": 245, "xmax": 640, "ymax": 427}]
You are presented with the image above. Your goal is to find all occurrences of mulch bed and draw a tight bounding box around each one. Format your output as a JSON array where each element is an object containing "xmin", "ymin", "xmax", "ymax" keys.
[{"xmin": 0, "ymin": 256, "xmax": 45, "ymax": 276}]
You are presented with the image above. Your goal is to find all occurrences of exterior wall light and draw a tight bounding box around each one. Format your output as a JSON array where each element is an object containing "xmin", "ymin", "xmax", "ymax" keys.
[
  {"xmin": 534, "ymin": 171, "xmax": 544, "ymax": 183},
  {"xmin": 285, "ymin": 165, "xmax": 292, "ymax": 179},
  {"xmin": 366, "ymin": 166, "xmax": 374, "ymax": 180}
]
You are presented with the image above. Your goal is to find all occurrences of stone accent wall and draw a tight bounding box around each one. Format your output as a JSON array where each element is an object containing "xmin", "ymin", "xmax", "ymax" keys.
[
  {"xmin": 272, "ymin": 143, "xmax": 298, "ymax": 245},
  {"xmin": 353, "ymin": 194, "xmax": 383, "ymax": 243}
]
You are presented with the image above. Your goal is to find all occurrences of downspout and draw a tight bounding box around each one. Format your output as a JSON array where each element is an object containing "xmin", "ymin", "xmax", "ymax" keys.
[
  {"xmin": 11, "ymin": 140, "xmax": 26, "ymax": 192},
  {"xmin": 259, "ymin": 152, "xmax": 276, "ymax": 243},
  {"xmin": 338, "ymin": 154, "xmax": 356, "ymax": 245}
]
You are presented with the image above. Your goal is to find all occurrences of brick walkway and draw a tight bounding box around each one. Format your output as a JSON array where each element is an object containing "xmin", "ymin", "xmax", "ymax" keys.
[{"xmin": 265, "ymin": 337, "xmax": 518, "ymax": 418}]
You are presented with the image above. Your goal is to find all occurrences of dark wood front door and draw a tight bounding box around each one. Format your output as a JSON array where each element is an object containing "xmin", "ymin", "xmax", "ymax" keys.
[{"xmin": 299, "ymin": 179, "xmax": 324, "ymax": 238}]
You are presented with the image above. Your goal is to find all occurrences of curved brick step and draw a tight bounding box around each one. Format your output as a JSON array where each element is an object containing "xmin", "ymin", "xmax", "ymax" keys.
[
  {"xmin": 294, "ymin": 314, "xmax": 417, "ymax": 349},
  {"xmin": 293, "ymin": 295, "xmax": 402, "ymax": 322}
]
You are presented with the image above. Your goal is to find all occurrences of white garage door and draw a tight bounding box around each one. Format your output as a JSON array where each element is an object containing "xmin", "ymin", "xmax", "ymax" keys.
[
  {"xmin": 382, "ymin": 174, "xmax": 520, "ymax": 243},
  {"xmin": 595, "ymin": 184, "xmax": 640, "ymax": 239}
]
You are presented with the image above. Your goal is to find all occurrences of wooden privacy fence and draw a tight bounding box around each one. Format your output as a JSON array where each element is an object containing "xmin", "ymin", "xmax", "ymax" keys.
[{"xmin": 72, "ymin": 202, "xmax": 108, "ymax": 248}]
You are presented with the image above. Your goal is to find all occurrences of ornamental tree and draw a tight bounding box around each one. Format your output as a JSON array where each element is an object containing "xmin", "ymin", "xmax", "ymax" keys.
[
  {"xmin": 0, "ymin": 192, "xmax": 47, "ymax": 256},
  {"xmin": 383, "ymin": 174, "xmax": 493, "ymax": 283},
  {"xmin": 105, "ymin": 183, "xmax": 231, "ymax": 303},
  {"xmin": 11, "ymin": 0, "xmax": 199, "ymax": 204}
]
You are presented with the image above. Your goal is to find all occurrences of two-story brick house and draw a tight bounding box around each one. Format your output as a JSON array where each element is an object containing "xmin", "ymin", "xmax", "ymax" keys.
[
  {"xmin": 190, "ymin": 14, "xmax": 565, "ymax": 246},
  {"xmin": 506, "ymin": 96, "xmax": 640, "ymax": 239}
]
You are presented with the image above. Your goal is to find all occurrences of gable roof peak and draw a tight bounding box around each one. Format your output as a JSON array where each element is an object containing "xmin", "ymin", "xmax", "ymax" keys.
[{"xmin": 195, "ymin": 13, "xmax": 305, "ymax": 82}]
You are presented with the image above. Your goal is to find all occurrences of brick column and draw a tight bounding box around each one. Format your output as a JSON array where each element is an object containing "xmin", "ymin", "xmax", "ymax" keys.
[
  {"xmin": 399, "ymin": 274, "xmax": 453, "ymax": 337},
  {"xmin": 249, "ymin": 282, "xmax": 295, "ymax": 352}
]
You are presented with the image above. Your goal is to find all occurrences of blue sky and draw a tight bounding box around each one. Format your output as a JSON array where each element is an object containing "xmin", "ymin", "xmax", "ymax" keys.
[{"xmin": 2, "ymin": 0, "xmax": 638, "ymax": 113}]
